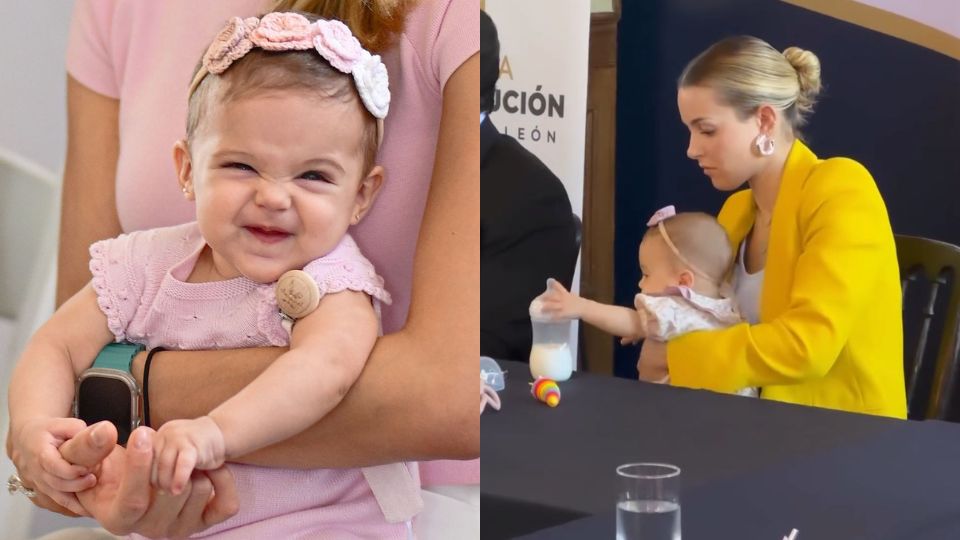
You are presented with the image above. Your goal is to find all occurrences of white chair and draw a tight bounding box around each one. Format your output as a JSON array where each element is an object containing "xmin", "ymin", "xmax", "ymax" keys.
[
  {"xmin": 0, "ymin": 147, "xmax": 60, "ymax": 357},
  {"xmin": 0, "ymin": 147, "xmax": 61, "ymax": 539}
]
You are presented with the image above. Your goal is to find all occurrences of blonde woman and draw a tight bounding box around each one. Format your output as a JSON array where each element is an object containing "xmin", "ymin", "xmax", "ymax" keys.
[
  {"xmin": 640, "ymin": 36, "xmax": 906, "ymax": 418},
  {"xmin": 12, "ymin": 0, "xmax": 478, "ymax": 537}
]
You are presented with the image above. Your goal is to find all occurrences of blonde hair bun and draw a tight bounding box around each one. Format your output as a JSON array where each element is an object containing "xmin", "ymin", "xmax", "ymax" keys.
[
  {"xmin": 679, "ymin": 36, "xmax": 824, "ymax": 135},
  {"xmin": 782, "ymin": 46, "xmax": 822, "ymax": 114}
]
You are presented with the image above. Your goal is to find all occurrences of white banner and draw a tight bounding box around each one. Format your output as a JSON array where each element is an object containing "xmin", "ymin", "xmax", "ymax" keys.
[
  {"xmin": 484, "ymin": 0, "xmax": 591, "ymax": 367},
  {"xmin": 485, "ymin": 0, "xmax": 590, "ymax": 220}
]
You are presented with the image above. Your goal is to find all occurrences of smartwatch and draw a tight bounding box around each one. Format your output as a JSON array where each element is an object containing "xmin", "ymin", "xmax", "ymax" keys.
[{"xmin": 74, "ymin": 342, "xmax": 145, "ymax": 446}]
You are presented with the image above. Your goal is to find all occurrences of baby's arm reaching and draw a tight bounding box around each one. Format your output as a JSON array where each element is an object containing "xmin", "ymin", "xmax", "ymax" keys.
[
  {"xmin": 7, "ymin": 283, "xmax": 116, "ymax": 512},
  {"xmin": 539, "ymin": 278, "xmax": 646, "ymax": 342},
  {"xmin": 152, "ymin": 289, "xmax": 377, "ymax": 494}
]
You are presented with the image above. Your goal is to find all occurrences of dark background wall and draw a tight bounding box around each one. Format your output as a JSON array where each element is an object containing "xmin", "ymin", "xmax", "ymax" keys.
[{"xmin": 613, "ymin": 0, "xmax": 960, "ymax": 379}]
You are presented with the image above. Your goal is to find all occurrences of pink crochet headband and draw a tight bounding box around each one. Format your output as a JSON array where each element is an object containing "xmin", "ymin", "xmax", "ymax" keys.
[
  {"xmin": 647, "ymin": 205, "xmax": 716, "ymax": 284},
  {"xmin": 189, "ymin": 13, "xmax": 390, "ymax": 146}
]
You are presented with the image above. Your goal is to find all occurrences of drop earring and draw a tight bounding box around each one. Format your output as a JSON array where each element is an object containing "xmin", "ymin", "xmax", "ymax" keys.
[{"xmin": 754, "ymin": 133, "xmax": 775, "ymax": 156}]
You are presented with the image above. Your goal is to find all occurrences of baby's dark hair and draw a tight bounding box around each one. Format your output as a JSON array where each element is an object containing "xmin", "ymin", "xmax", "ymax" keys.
[
  {"xmin": 186, "ymin": 12, "xmax": 378, "ymax": 173},
  {"xmin": 644, "ymin": 212, "xmax": 734, "ymax": 284}
]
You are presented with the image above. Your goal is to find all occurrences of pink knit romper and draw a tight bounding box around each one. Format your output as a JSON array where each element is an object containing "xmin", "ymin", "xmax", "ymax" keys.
[{"xmin": 91, "ymin": 222, "xmax": 419, "ymax": 539}]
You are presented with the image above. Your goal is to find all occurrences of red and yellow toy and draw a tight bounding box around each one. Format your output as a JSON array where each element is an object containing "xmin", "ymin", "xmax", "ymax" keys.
[{"xmin": 531, "ymin": 377, "xmax": 561, "ymax": 407}]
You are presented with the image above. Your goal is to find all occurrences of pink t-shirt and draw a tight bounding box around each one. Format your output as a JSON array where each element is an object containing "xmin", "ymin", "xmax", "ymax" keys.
[
  {"xmin": 91, "ymin": 222, "xmax": 409, "ymax": 538},
  {"xmin": 67, "ymin": 0, "xmax": 479, "ymax": 487}
]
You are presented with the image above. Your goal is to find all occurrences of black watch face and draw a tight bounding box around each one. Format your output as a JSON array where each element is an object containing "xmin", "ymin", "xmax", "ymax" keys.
[{"xmin": 77, "ymin": 377, "xmax": 135, "ymax": 445}]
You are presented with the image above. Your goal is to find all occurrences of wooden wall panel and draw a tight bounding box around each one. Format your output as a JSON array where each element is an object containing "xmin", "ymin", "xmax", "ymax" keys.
[{"xmin": 581, "ymin": 6, "xmax": 619, "ymax": 374}]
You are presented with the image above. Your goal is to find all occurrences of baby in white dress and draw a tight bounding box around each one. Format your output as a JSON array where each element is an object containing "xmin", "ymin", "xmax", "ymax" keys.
[{"xmin": 539, "ymin": 205, "xmax": 756, "ymax": 396}]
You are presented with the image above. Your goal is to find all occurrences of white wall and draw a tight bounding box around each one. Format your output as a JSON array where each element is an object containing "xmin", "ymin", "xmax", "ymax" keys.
[
  {"xmin": 854, "ymin": 0, "xmax": 960, "ymax": 38},
  {"xmin": 0, "ymin": 0, "xmax": 75, "ymax": 173},
  {"xmin": 591, "ymin": 0, "xmax": 614, "ymax": 12}
]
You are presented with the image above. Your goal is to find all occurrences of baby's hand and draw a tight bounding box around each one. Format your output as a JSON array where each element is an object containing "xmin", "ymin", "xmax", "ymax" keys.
[
  {"xmin": 152, "ymin": 416, "xmax": 225, "ymax": 495},
  {"xmin": 620, "ymin": 305, "xmax": 649, "ymax": 345},
  {"xmin": 12, "ymin": 417, "xmax": 97, "ymax": 515},
  {"xmin": 538, "ymin": 278, "xmax": 583, "ymax": 319}
]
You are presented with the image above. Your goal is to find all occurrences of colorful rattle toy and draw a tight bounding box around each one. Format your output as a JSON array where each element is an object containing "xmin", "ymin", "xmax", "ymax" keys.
[{"xmin": 531, "ymin": 377, "xmax": 561, "ymax": 407}]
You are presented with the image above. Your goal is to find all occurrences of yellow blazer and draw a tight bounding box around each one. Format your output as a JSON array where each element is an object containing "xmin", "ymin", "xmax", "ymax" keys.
[{"xmin": 668, "ymin": 140, "xmax": 907, "ymax": 418}]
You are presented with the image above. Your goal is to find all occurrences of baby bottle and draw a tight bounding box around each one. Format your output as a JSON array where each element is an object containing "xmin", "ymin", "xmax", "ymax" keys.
[{"xmin": 528, "ymin": 297, "xmax": 574, "ymax": 381}]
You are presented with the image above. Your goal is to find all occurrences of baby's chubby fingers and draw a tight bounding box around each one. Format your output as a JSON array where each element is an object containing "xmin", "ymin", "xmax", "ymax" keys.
[
  {"xmin": 150, "ymin": 434, "xmax": 165, "ymax": 488},
  {"xmin": 38, "ymin": 446, "xmax": 95, "ymax": 493},
  {"xmin": 539, "ymin": 299, "xmax": 563, "ymax": 312},
  {"xmin": 156, "ymin": 441, "xmax": 193, "ymax": 494},
  {"xmin": 39, "ymin": 445, "xmax": 90, "ymax": 480},
  {"xmin": 156, "ymin": 444, "xmax": 179, "ymax": 493},
  {"xmin": 546, "ymin": 278, "xmax": 568, "ymax": 294},
  {"xmin": 46, "ymin": 417, "xmax": 90, "ymax": 442},
  {"xmin": 46, "ymin": 490, "xmax": 89, "ymax": 517},
  {"xmin": 171, "ymin": 447, "xmax": 198, "ymax": 495},
  {"xmin": 40, "ymin": 468, "xmax": 96, "ymax": 493}
]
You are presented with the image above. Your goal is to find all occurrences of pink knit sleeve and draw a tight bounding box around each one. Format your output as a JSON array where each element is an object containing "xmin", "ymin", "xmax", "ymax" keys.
[
  {"xmin": 89, "ymin": 231, "xmax": 150, "ymax": 341},
  {"xmin": 302, "ymin": 235, "xmax": 392, "ymax": 306},
  {"xmin": 66, "ymin": 0, "xmax": 121, "ymax": 98}
]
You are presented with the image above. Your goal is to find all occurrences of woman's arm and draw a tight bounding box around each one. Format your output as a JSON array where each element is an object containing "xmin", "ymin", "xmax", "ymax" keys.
[
  {"xmin": 667, "ymin": 161, "xmax": 893, "ymax": 391},
  {"xmin": 133, "ymin": 54, "xmax": 481, "ymax": 468},
  {"xmin": 57, "ymin": 75, "xmax": 122, "ymax": 307}
]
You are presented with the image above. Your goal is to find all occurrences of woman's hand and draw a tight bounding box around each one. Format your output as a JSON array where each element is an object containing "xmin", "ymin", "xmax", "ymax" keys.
[
  {"xmin": 11, "ymin": 422, "xmax": 238, "ymax": 536},
  {"xmin": 638, "ymin": 339, "xmax": 669, "ymax": 382},
  {"xmin": 63, "ymin": 425, "xmax": 239, "ymax": 537}
]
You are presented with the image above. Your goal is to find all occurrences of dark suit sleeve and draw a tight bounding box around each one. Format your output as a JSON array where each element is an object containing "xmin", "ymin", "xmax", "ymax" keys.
[{"xmin": 481, "ymin": 134, "xmax": 578, "ymax": 361}]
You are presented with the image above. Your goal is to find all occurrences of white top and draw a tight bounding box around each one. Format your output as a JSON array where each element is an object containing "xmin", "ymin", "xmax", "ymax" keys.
[
  {"xmin": 634, "ymin": 286, "xmax": 757, "ymax": 398},
  {"xmin": 634, "ymin": 287, "xmax": 741, "ymax": 341},
  {"xmin": 734, "ymin": 240, "xmax": 765, "ymax": 325}
]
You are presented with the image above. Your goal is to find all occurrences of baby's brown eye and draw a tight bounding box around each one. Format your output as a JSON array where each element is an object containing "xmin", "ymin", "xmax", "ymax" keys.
[
  {"xmin": 225, "ymin": 162, "xmax": 255, "ymax": 172},
  {"xmin": 300, "ymin": 170, "xmax": 331, "ymax": 183}
]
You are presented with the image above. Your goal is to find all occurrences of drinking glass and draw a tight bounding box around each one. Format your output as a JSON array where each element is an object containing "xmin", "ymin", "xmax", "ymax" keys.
[{"xmin": 616, "ymin": 463, "xmax": 681, "ymax": 540}]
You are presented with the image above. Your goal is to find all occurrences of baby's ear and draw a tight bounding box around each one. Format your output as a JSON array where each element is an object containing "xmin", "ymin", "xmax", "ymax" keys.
[
  {"xmin": 173, "ymin": 140, "xmax": 195, "ymax": 201},
  {"xmin": 678, "ymin": 270, "xmax": 695, "ymax": 288},
  {"xmin": 352, "ymin": 165, "xmax": 384, "ymax": 224}
]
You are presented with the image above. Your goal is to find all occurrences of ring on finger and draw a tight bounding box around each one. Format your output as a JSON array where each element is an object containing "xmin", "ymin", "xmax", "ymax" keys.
[{"xmin": 7, "ymin": 474, "xmax": 37, "ymax": 499}]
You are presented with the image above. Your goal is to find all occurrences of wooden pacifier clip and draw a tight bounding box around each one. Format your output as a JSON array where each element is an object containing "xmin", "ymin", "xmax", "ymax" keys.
[{"xmin": 275, "ymin": 270, "xmax": 321, "ymax": 333}]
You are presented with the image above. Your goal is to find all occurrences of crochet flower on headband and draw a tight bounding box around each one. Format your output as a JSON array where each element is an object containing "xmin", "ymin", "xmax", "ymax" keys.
[
  {"xmin": 195, "ymin": 13, "xmax": 390, "ymax": 120},
  {"xmin": 203, "ymin": 17, "xmax": 259, "ymax": 74},
  {"xmin": 251, "ymin": 12, "xmax": 315, "ymax": 49}
]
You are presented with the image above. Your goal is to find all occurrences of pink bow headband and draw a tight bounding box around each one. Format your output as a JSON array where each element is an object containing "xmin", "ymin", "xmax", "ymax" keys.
[
  {"xmin": 189, "ymin": 13, "xmax": 390, "ymax": 146},
  {"xmin": 647, "ymin": 205, "xmax": 715, "ymax": 283}
]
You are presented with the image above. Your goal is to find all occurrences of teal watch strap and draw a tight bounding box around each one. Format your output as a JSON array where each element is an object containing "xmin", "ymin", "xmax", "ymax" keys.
[{"xmin": 93, "ymin": 342, "xmax": 146, "ymax": 372}]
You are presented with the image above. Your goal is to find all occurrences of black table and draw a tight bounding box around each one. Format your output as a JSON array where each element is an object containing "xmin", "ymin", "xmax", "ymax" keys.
[{"xmin": 481, "ymin": 361, "xmax": 960, "ymax": 539}]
